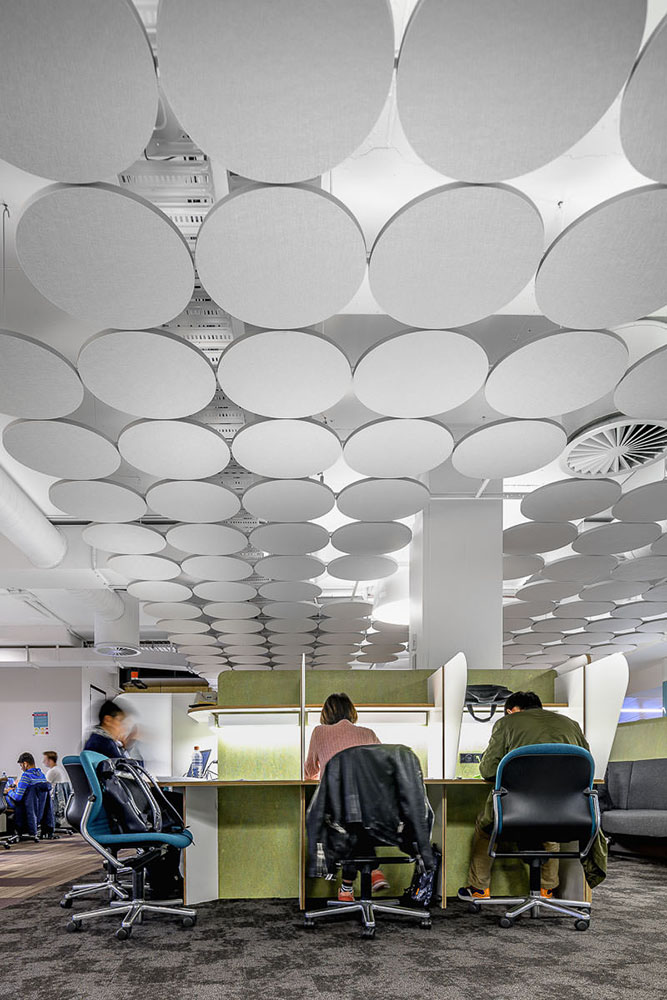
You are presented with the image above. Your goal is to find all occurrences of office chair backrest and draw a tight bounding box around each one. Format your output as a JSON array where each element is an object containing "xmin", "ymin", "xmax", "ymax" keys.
[
  {"xmin": 0, "ymin": 777, "xmax": 7, "ymax": 817},
  {"xmin": 62, "ymin": 757, "xmax": 90, "ymax": 831},
  {"xmin": 495, "ymin": 743, "xmax": 596, "ymax": 846},
  {"xmin": 16, "ymin": 781, "xmax": 54, "ymax": 836},
  {"xmin": 63, "ymin": 752, "xmax": 114, "ymax": 839}
]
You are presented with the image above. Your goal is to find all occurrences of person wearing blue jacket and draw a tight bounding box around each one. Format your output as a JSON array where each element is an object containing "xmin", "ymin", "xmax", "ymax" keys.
[
  {"xmin": 83, "ymin": 700, "xmax": 128, "ymax": 759},
  {"xmin": 5, "ymin": 752, "xmax": 47, "ymax": 806}
]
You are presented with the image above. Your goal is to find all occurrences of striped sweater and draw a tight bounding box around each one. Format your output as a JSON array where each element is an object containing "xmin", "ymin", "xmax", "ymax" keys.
[{"xmin": 6, "ymin": 767, "xmax": 47, "ymax": 805}]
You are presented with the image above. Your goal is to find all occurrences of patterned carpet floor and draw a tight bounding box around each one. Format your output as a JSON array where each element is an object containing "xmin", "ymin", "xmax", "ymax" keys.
[{"xmin": 1, "ymin": 853, "xmax": 665, "ymax": 1000}]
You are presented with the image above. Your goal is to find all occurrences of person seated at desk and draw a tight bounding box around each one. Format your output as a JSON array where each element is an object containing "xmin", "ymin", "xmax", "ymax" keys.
[
  {"xmin": 83, "ymin": 700, "xmax": 129, "ymax": 759},
  {"xmin": 42, "ymin": 751, "xmax": 68, "ymax": 784},
  {"xmin": 305, "ymin": 692, "xmax": 390, "ymax": 902},
  {"xmin": 5, "ymin": 752, "xmax": 48, "ymax": 808},
  {"xmin": 458, "ymin": 690, "xmax": 590, "ymax": 902}
]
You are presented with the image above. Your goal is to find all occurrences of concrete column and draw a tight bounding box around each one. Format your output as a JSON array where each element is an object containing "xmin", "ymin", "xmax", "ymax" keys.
[{"xmin": 410, "ymin": 497, "xmax": 503, "ymax": 670}]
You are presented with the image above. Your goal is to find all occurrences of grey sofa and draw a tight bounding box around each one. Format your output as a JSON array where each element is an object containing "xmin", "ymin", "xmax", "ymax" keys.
[{"xmin": 600, "ymin": 759, "xmax": 667, "ymax": 855}]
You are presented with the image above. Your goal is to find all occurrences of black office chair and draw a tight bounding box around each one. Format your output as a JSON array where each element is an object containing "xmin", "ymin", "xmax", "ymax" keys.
[
  {"xmin": 303, "ymin": 744, "xmax": 435, "ymax": 938},
  {"xmin": 471, "ymin": 743, "xmax": 600, "ymax": 931},
  {"xmin": 0, "ymin": 778, "xmax": 10, "ymax": 849},
  {"xmin": 59, "ymin": 757, "xmax": 131, "ymax": 908}
]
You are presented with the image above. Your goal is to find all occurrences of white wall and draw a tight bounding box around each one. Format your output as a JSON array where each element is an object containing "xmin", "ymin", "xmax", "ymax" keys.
[
  {"xmin": 115, "ymin": 692, "xmax": 213, "ymax": 778},
  {"xmin": 172, "ymin": 693, "xmax": 212, "ymax": 779},
  {"xmin": 0, "ymin": 666, "xmax": 82, "ymax": 774}
]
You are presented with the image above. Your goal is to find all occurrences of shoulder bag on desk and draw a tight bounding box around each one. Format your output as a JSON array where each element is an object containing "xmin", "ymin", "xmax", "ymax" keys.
[{"xmin": 464, "ymin": 684, "xmax": 513, "ymax": 722}]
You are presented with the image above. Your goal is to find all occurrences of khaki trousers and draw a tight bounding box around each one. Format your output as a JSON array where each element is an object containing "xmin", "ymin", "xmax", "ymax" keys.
[{"xmin": 468, "ymin": 815, "xmax": 560, "ymax": 892}]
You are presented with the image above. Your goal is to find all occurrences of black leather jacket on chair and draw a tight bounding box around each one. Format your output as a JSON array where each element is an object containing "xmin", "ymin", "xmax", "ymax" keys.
[{"xmin": 306, "ymin": 743, "xmax": 435, "ymax": 878}]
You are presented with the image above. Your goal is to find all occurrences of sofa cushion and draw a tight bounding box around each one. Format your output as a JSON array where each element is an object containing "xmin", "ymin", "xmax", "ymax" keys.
[
  {"xmin": 626, "ymin": 759, "xmax": 667, "ymax": 811},
  {"xmin": 604, "ymin": 761, "xmax": 633, "ymax": 810},
  {"xmin": 602, "ymin": 809, "xmax": 667, "ymax": 838}
]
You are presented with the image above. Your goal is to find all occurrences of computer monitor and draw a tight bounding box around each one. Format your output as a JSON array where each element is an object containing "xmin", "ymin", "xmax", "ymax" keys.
[{"xmin": 186, "ymin": 748, "xmax": 211, "ymax": 778}]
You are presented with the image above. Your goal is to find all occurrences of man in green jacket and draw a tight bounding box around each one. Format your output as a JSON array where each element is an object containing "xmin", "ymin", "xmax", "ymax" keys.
[{"xmin": 458, "ymin": 690, "xmax": 590, "ymax": 901}]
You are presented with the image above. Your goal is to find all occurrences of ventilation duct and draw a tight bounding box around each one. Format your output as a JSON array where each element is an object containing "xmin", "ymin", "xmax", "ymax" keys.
[
  {"xmin": 71, "ymin": 588, "xmax": 125, "ymax": 622},
  {"xmin": 0, "ymin": 466, "xmax": 66, "ymax": 568},
  {"xmin": 94, "ymin": 594, "xmax": 141, "ymax": 657}
]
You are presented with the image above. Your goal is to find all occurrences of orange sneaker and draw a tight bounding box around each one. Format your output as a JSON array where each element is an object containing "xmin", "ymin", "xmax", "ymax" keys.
[
  {"xmin": 458, "ymin": 886, "xmax": 490, "ymax": 900},
  {"xmin": 541, "ymin": 888, "xmax": 555, "ymax": 899},
  {"xmin": 371, "ymin": 869, "xmax": 390, "ymax": 892},
  {"xmin": 338, "ymin": 885, "xmax": 355, "ymax": 903}
]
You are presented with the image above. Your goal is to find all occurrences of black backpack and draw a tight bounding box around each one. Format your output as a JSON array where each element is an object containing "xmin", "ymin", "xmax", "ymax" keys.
[
  {"xmin": 97, "ymin": 758, "xmax": 162, "ymax": 835},
  {"xmin": 465, "ymin": 684, "xmax": 514, "ymax": 721},
  {"xmin": 401, "ymin": 844, "xmax": 442, "ymax": 909}
]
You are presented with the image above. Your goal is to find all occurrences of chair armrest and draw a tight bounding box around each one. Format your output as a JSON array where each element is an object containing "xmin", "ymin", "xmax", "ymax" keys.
[
  {"xmin": 581, "ymin": 788, "xmax": 601, "ymax": 858},
  {"xmin": 488, "ymin": 788, "xmax": 506, "ymax": 858}
]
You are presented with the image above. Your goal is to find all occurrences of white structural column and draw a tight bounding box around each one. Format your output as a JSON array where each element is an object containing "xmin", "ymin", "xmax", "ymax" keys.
[{"xmin": 410, "ymin": 497, "xmax": 503, "ymax": 670}]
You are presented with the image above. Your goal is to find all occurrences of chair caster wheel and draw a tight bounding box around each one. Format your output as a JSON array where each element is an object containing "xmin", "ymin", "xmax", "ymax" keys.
[
  {"xmin": 361, "ymin": 928, "xmax": 376, "ymax": 939},
  {"xmin": 303, "ymin": 918, "xmax": 315, "ymax": 929},
  {"xmin": 468, "ymin": 902, "xmax": 481, "ymax": 914},
  {"xmin": 574, "ymin": 919, "xmax": 590, "ymax": 932},
  {"xmin": 182, "ymin": 916, "xmax": 196, "ymax": 928},
  {"xmin": 420, "ymin": 919, "xmax": 432, "ymax": 929},
  {"xmin": 116, "ymin": 927, "xmax": 131, "ymax": 941},
  {"xmin": 60, "ymin": 898, "xmax": 73, "ymax": 909},
  {"xmin": 66, "ymin": 921, "xmax": 80, "ymax": 933},
  {"xmin": 499, "ymin": 917, "xmax": 513, "ymax": 928}
]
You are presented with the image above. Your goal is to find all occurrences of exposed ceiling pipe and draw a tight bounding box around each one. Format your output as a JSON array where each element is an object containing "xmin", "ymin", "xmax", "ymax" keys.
[
  {"xmin": 0, "ymin": 465, "xmax": 67, "ymax": 568},
  {"xmin": 71, "ymin": 587, "xmax": 125, "ymax": 622}
]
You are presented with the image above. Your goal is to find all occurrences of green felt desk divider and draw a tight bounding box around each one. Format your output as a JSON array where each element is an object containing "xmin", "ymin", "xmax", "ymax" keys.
[{"xmin": 609, "ymin": 716, "xmax": 667, "ymax": 762}]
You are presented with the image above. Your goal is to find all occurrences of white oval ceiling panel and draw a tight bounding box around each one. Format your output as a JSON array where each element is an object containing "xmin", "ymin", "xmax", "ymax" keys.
[
  {"xmin": 521, "ymin": 478, "xmax": 621, "ymax": 522},
  {"xmin": 217, "ymin": 330, "xmax": 351, "ymax": 420},
  {"xmin": 535, "ymin": 186, "xmax": 667, "ymax": 329},
  {"xmin": 169, "ymin": 633, "xmax": 218, "ymax": 646},
  {"xmin": 573, "ymin": 522, "xmax": 661, "ymax": 556},
  {"xmin": 355, "ymin": 654, "xmax": 398, "ymax": 664},
  {"xmin": 539, "ymin": 554, "xmax": 617, "ymax": 583},
  {"xmin": 242, "ymin": 479, "xmax": 335, "ymax": 523},
  {"xmin": 337, "ymin": 478, "xmax": 429, "ymax": 522},
  {"xmin": 3, "ymin": 420, "xmax": 120, "ymax": 480},
  {"xmin": 620, "ymin": 15, "xmax": 667, "ymax": 183},
  {"xmin": 250, "ymin": 523, "xmax": 329, "ymax": 557},
  {"xmin": 210, "ymin": 620, "xmax": 264, "ymax": 634},
  {"xmin": 193, "ymin": 582, "xmax": 258, "ymax": 602},
  {"xmin": 611, "ymin": 481, "xmax": 667, "ymax": 522},
  {"xmin": 196, "ymin": 185, "xmax": 366, "ymax": 329},
  {"xmin": 258, "ymin": 581, "xmax": 322, "ymax": 602},
  {"xmin": 254, "ymin": 555, "xmax": 325, "ymax": 581},
  {"xmin": 322, "ymin": 600, "xmax": 374, "ymax": 619},
  {"xmin": 320, "ymin": 619, "xmax": 369, "ymax": 633},
  {"xmin": 452, "ymin": 420, "xmax": 566, "ymax": 480},
  {"xmin": 503, "ymin": 521, "xmax": 577, "ymax": 556},
  {"xmin": 610, "ymin": 632, "xmax": 655, "ymax": 645},
  {"xmin": 78, "ymin": 329, "xmax": 216, "ymax": 420},
  {"xmin": 580, "ymin": 581, "xmax": 645, "ymax": 602},
  {"xmin": 166, "ymin": 523, "xmax": 247, "ymax": 557},
  {"xmin": 553, "ymin": 601, "xmax": 614, "ymax": 619},
  {"xmin": 327, "ymin": 555, "xmax": 398, "ymax": 582},
  {"xmin": 343, "ymin": 419, "xmax": 453, "ymax": 479},
  {"xmin": 486, "ymin": 330, "xmax": 628, "ymax": 418},
  {"xmin": 83, "ymin": 523, "xmax": 166, "ymax": 556},
  {"xmin": 143, "ymin": 603, "xmax": 202, "ymax": 621},
  {"xmin": 353, "ymin": 329, "xmax": 488, "ymax": 419},
  {"xmin": 651, "ymin": 535, "xmax": 667, "ymax": 556},
  {"xmin": 505, "ymin": 620, "xmax": 532, "ymax": 633},
  {"xmin": 147, "ymin": 481, "xmax": 241, "ymax": 523},
  {"xmin": 202, "ymin": 603, "xmax": 261, "ymax": 620},
  {"xmin": 614, "ymin": 345, "xmax": 667, "ymax": 419},
  {"xmin": 107, "ymin": 555, "xmax": 181, "ymax": 581},
  {"xmin": 178, "ymin": 646, "xmax": 225, "ymax": 657},
  {"xmin": 591, "ymin": 643, "xmax": 637, "ymax": 657},
  {"xmin": 265, "ymin": 619, "xmax": 317, "ymax": 634},
  {"xmin": 268, "ymin": 634, "xmax": 315, "ymax": 647},
  {"xmin": 17, "ymin": 185, "xmax": 194, "ymax": 330},
  {"xmin": 331, "ymin": 522, "xmax": 411, "ymax": 556},
  {"xmin": 503, "ymin": 554, "xmax": 544, "ymax": 581},
  {"xmin": 181, "ymin": 556, "xmax": 252, "ymax": 581},
  {"xmin": 261, "ymin": 603, "xmax": 319, "ymax": 620},
  {"xmin": 611, "ymin": 556, "xmax": 667, "ymax": 582},
  {"xmin": 158, "ymin": 620, "xmax": 209, "ymax": 634},
  {"xmin": 612, "ymin": 601, "xmax": 667, "ymax": 619},
  {"xmin": 0, "ymin": 0, "xmax": 158, "ymax": 183},
  {"xmin": 514, "ymin": 631, "xmax": 562, "ymax": 644},
  {"xmin": 643, "ymin": 584, "xmax": 667, "ymax": 602},
  {"xmin": 218, "ymin": 633, "xmax": 267, "ymax": 647},
  {"xmin": 317, "ymin": 634, "xmax": 363, "ymax": 646},
  {"xmin": 232, "ymin": 419, "xmax": 341, "ymax": 480},
  {"xmin": 532, "ymin": 618, "xmax": 586, "ymax": 633},
  {"xmin": 50, "ymin": 480, "xmax": 146, "ymax": 523},
  {"xmin": 118, "ymin": 420, "xmax": 230, "ymax": 481},
  {"xmin": 157, "ymin": 0, "xmax": 394, "ymax": 183},
  {"xmin": 128, "ymin": 581, "xmax": 192, "ymax": 602},
  {"xmin": 503, "ymin": 600, "xmax": 554, "ymax": 617},
  {"xmin": 396, "ymin": 0, "xmax": 644, "ymax": 182},
  {"xmin": 0, "ymin": 332, "xmax": 84, "ymax": 419},
  {"xmin": 585, "ymin": 618, "xmax": 639, "ymax": 633},
  {"xmin": 369, "ymin": 185, "xmax": 543, "ymax": 329}
]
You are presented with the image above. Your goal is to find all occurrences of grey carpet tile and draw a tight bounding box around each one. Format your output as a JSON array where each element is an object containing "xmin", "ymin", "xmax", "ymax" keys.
[{"xmin": 0, "ymin": 854, "xmax": 665, "ymax": 1000}]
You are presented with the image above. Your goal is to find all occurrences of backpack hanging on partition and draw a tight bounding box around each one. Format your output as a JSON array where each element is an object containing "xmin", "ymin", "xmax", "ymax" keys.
[{"xmin": 464, "ymin": 684, "xmax": 514, "ymax": 722}]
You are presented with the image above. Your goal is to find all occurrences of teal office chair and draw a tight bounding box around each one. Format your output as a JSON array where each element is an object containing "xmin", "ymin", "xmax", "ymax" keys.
[
  {"xmin": 469, "ymin": 743, "xmax": 600, "ymax": 930},
  {"xmin": 64, "ymin": 751, "xmax": 196, "ymax": 940}
]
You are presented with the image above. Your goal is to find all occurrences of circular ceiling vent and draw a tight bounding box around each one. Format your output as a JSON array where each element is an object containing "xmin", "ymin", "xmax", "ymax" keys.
[
  {"xmin": 95, "ymin": 642, "xmax": 141, "ymax": 657},
  {"xmin": 561, "ymin": 417, "xmax": 667, "ymax": 478}
]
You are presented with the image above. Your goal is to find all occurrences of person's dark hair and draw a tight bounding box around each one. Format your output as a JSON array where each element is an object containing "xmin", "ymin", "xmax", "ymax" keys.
[
  {"xmin": 320, "ymin": 693, "xmax": 358, "ymax": 726},
  {"xmin": 98, "ymin": 700, "xmax": 125, "ymax": 725},
  {"xmin": 505, "ymin": 691, "xmax": 542, "ymax": 713},
  {"xmin": 17, "ymin": 752, "xmax": 35, "ymax": 767},
  {"xmin": 44, "ymin": 751, "xmax": 58, "ymax": 764}
]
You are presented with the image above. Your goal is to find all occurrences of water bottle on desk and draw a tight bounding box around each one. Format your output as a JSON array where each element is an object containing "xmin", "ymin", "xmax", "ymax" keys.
[{"xmin": 190, "ymin": 746, "xmax": 204, "ymax": 778}]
